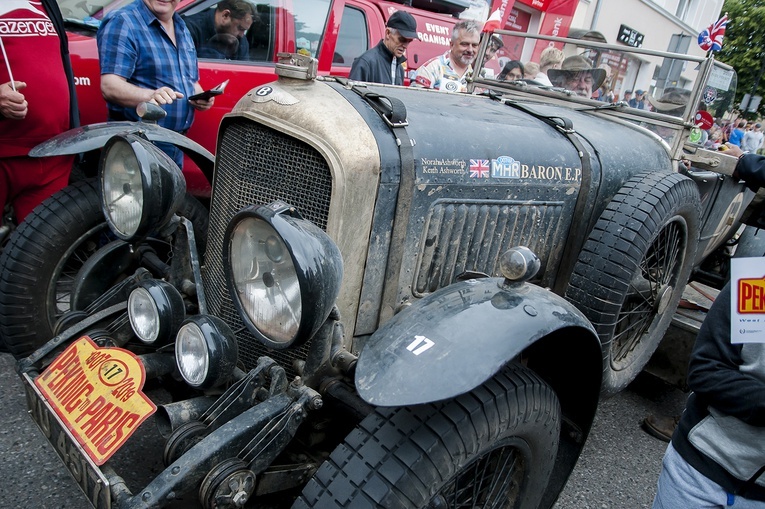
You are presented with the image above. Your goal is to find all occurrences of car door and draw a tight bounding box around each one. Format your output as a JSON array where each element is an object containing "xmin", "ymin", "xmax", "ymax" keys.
[{"xmin": 324, "ymin": 1, "xmax": 384, "ymax": 77}]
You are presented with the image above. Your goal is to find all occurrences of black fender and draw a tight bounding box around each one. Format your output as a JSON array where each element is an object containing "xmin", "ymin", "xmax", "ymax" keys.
[
  {"xmin": 29, "ymin": 122, "xmax": 215, "ymax": 183},
  {"xmin": 355, "ymin": 277, "xmax": 601, "ymax": 407}
]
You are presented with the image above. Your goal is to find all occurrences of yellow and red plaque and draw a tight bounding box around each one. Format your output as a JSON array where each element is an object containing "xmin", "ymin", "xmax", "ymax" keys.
[{"xmin": 35, "ymin": 336, "xmax": 156, "ymax": 465}]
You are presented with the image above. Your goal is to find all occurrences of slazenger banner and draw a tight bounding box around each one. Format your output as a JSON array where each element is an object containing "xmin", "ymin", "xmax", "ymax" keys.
[{"xmin": 530, "ymin": 0, "xmax": 579, "ymax": 62}]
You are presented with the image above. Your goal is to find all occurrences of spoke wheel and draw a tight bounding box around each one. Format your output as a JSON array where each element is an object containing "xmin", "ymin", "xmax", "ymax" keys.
[
  {"xmin": 429, "ymin": 438, "xmax": 527, "ymax": 509},
  {"xmin": 48, "ymin": 222, "xmax": 109, "ymax": 321},
  {"xmin": 566, "ymin": 171, "xmax": 700, "ymax": 396},
  {"xmin": 610, "ymin": 219, "xmax": 685, "ymax": 370},
  {"xmin": 0, "ymin": 179, "xmax": 208, "ymax": 359},
  {"xmin": 0, "ymin": 179, "xmax": 106, "ymax": 358}
]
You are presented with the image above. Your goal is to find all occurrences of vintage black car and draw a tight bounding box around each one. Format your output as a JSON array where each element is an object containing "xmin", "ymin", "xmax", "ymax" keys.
[{"xmin": 0, "ymin": 30, "xmax": 756, "ymax": 509}]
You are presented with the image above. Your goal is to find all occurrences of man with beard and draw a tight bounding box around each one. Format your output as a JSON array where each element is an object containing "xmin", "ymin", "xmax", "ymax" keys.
[
  {"xmin": 184, "ymin": 0, "xmax": 255, "ymax": 60},
  {"xmin": 349, "ymin": 10, "xmax": 419, "ymax": 85},
  {"xmin": 547, "ymin": 55, "xmax": 606, "ymax": 98},
  {"xmin": 411, "ymin": 19, "xmax": 480, "ymax": 93}
]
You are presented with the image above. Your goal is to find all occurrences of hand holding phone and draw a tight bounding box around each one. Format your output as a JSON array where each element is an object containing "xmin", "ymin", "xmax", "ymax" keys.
[{"xmin": 189, "ymin": 79, "xmax": 229, "ymax": 101}]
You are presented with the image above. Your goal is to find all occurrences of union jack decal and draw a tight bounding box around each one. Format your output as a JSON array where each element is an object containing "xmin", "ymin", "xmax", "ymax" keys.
[{"xmin": 469, "ymin": 159, "xmax": 489, "ymax": 178}]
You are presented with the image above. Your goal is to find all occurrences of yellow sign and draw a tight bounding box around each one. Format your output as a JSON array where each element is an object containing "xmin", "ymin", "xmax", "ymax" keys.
[
  {"xmin": 738, "ymin": 276, "xmax": 765, "ymax": 314},
  {"xmin": 35, "ymin": 336, "xmax": 156, "ymax": 465}
]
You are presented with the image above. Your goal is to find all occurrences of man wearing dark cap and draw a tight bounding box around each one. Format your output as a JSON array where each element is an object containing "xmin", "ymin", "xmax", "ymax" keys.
[
  {"xmin": 547, "ymin": 55, "xmax": 606, "ymax": 98},
  {"xmin": 629, "ymin": 89, "xmax": 646, "ymax": 109},
  {"xmin": 349, "ymin": 10, "xmax": 418, "ymax": 85}
]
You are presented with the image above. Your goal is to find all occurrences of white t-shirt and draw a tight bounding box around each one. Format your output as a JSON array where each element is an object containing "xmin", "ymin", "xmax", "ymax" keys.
[{"xmin": 742, "ymin": 130, "xmax": 764, "ymax": 153}]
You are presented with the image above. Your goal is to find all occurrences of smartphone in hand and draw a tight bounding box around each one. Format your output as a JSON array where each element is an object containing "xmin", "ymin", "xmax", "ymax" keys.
[{"xmin": 188, "ymin": 79, "xmax": 229, "ymax": 101}]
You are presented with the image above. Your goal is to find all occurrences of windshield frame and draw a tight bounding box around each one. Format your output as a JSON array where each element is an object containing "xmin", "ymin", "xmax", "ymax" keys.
[{"xmin": 470, "ymin": 29, "xmax": 737, "ymax": 160}]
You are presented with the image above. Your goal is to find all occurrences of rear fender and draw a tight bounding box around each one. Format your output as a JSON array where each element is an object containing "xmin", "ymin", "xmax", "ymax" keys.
[
  {"xmin": 29, "ymin": 122, "xmax": 215, "ymax": 183},
  {"xmin": 355, "ymin": 278, "xmax": 601, "ymax": 407}
]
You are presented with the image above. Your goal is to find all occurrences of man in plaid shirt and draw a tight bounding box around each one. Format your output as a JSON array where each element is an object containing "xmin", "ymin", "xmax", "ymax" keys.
[{"xmin": 97, "ymin": 0, "xmax": 214, "ymax": 167}]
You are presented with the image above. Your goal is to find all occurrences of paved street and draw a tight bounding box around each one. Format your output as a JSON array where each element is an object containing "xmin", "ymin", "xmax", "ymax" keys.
[{"xmin": 0, "ymin": 352, "xmax": 686, "ymax": 509}]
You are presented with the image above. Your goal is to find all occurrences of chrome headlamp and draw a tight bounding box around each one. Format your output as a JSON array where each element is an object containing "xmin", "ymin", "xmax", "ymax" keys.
[
  {"xmin": 175, "ymin": 315, "xmax": 238, "ymax": 389},
  {"xmin": 223, "ymin": 201, "xmax": 343, "ymax": 349},
  {"xmin": 100, "ymin": 134, "xmax": 185, "ymax": 240},
  {"xmin": 127, "ymin": 280, "xmax": 186, "ymax": 345}
]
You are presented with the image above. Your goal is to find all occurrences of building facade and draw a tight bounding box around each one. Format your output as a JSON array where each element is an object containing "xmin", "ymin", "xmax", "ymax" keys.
[{"xmin": 482, "ymin": 0, "xmax": 724, "ymax": 99}]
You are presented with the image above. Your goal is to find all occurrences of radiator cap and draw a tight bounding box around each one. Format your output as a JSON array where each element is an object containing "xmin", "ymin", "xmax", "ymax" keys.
[{"xmin": 276, "ymin": 53, "xmax": 318, "ymax": 81}]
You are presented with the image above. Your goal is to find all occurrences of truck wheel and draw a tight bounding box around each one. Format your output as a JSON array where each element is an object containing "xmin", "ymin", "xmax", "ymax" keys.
[
  {"xmin": 294, "ymin": 364, "xmax": 560, "ymax": 509},
  {"xmin": 0, "ymin": 179, "xmax": 208, "ymax": 359},
  {"xmin": 565, "ymin": 171, "xmax": 700, "ymax": 397}
]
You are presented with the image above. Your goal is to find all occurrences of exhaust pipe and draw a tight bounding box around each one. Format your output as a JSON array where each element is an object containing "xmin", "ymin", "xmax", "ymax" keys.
[{"xmin": 155, "ymin": 396, "xmax": 216, "ymax": 438}]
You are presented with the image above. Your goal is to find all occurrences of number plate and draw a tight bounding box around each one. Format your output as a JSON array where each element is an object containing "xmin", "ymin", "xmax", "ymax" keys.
[{"xmin": 23, "ymin": 372, "xmax": 111, "ymax": 509}]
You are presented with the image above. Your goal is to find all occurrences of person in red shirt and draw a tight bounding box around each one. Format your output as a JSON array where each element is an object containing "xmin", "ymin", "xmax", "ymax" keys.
[{"xmin": 0, "ymin": 0, "xmax": 79, "ymax": 226}]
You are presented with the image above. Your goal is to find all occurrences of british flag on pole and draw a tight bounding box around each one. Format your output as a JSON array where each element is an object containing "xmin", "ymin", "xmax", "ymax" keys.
[
  {"xmin": 698, "ymin": 13, "xmax": 728, "ymax": 52},
  {"xmin": 469, "ymin": 159, "xmax": 489, "ymax": 178}
]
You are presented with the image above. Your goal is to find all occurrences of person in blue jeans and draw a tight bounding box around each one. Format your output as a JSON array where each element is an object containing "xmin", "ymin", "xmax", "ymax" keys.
[
  {"xmin": 652, "ymin": 149, "xmax": 765, "ymax": 508},
  {"xmin": 652, "ymin": 281, "xmax": 765, "ymax": 508}
]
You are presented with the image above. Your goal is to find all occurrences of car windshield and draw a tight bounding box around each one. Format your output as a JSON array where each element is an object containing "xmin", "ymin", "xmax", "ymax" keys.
[{"xmin": 472, "ymin": 30, "xmax": 738, "ymax": 153}]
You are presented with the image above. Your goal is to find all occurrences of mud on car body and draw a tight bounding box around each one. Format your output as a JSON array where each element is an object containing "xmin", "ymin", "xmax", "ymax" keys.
[{"xmin": 0, "ymin": 29, "xmax": 758, "ymax": 509}]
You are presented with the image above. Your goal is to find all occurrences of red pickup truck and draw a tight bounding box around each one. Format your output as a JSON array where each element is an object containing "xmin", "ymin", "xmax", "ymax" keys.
[{"xmin": 60, "ymin": 0, "xmax": 469, "ymax": 195}]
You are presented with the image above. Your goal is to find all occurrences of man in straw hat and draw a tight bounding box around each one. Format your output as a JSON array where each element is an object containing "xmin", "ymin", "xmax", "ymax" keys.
[
  {"xmin": 642, "ymin": 88, "xmax": 691, "ymax": 143},
  {"xmin": 547, "ymin": 55, "xmax": 606, "ymax": 98}
]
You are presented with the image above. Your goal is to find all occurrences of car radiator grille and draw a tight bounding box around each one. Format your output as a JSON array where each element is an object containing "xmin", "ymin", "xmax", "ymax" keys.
[
  {"xmin": 203, "ymin": 119, "xmax": 332, "ymax": 372},
  {"xmin": 414, "ymin": 200, "xmax": 564, "ymax": 295}
]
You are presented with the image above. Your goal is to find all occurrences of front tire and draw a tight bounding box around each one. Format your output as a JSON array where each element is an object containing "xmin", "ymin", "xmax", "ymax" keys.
[
  {"xmin": 0, "ymin": 179, "xmax": 107, "ymax": 358},
  {"xmin": 0, "ymin": 179, "xmax": 209, "ymax": 358},
  {"xmin": 294, "ymin": 364, "xmax": 560, "ymax": 509},
  {"xmin": 565, "ymin": 171, "xmax": 700, "ymax": 396}
]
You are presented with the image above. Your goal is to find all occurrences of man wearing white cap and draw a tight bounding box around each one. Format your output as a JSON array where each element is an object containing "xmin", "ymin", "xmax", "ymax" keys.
[{"xmin": 349, "ymin": 10, "xmax": 419, "ymax": 86}]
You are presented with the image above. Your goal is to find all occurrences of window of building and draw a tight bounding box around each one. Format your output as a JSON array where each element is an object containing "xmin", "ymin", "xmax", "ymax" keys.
[{"xmin": 675, "ymin": 0, "xmax": 700, "ymax": 23}]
